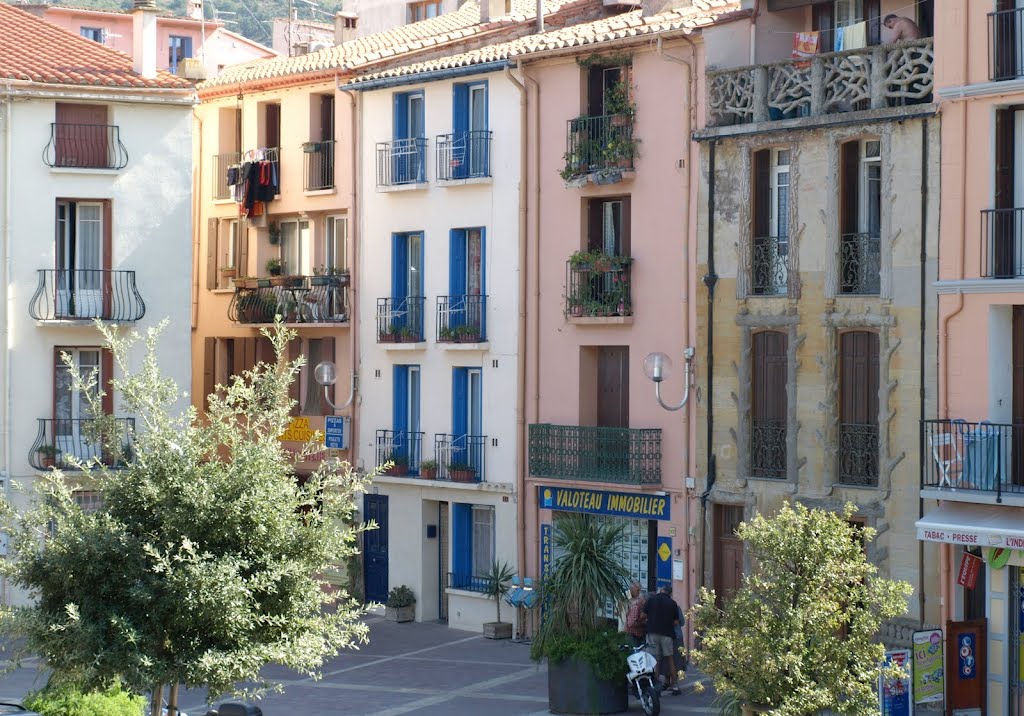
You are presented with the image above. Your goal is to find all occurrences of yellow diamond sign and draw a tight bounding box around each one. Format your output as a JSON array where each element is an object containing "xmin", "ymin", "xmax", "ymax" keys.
[{"xmin": 658, "ymin": 542, "xmax": 671, "ymax": 562}]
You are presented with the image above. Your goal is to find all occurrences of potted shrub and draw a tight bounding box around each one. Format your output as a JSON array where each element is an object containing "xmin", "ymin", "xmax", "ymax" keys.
[
  {"xmin": 438, "ymin": 325, "xmax": 456, "ymax": 342},
  {"xmin": 283, "ymin": 275, "xmax": 305, "ymax": 289},
  {"xmin": 454, "ymin": 324, "xmax": 481, "ymax": 343},
  {"xmin": 419, "ymin": 458, "xmax": 438, "ymax": 480},
  {"xmin": 604, "ymin": 79, "xmax": 635, "ymax": 127},
  {"xmin": 268, "ymin": 221, "xmax": 281, "ymax": 245},
  {"xmin": 481, "ymin": 560, "xmax": 516, "ymax": 640},
  {"xmin": 36, "ymin": 444, "xmax": 59, "ymax": 469},
  {"xmin": 220, "ymin": 265, "xmax": 237, "ymax": 279},
  {"xmin": 447, "ymin": 461, "xmax": 476, "ymax": 482},
  {"xmin": 384, "ymin": 452, "xmax": 409, "ymax": 476},
  {"xmin": 531, "ymin": 513, "xmax": 631, "ymax": 715},
  {"xmin": 385, "ymin": 585, "xmax": 416, "ymax": 622},
  {"xmin": 265, "ymin": 257, "xmax": 283, "ymax": 277}
]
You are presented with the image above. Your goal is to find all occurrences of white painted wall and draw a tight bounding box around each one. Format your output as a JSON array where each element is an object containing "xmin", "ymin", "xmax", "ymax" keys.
[
  {"xmin": 357, "ymin": 69, "xmax": 522, "ymax": 629},
  {"xmin": 4, "ymin": 96, "xmax": 193, "ymax": 486}
]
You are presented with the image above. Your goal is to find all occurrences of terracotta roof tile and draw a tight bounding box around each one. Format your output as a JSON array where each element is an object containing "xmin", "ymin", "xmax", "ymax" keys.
[
  {"xmin": 0, "ymin": 3, "xmax": 192, "ymax": 89},
  {"xmin": 348, "ymin": 1, "xmax": 743, "ymax": 84},
  {"xmin": 199, "ymin": 0, "xmax": 579, "ymax": 91}
]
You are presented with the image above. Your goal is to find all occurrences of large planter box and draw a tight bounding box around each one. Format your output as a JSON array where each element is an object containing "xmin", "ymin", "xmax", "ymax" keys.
[
  {"xmin": 385, "ymin": 605, "xmax": 415, "ymax": 623},
  {"xmin": 483, "ymin": 621, "xmax": 512, "ymax": 640},
  {"xmin": 547, "ymin": 656, "xmax": 627, "ymax": 715}
]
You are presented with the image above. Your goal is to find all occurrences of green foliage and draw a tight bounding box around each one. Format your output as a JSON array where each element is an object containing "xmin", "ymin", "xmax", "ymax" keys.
[
  {"xmin": 480, "ymin": 560, "xmax": 516, "ymax": 624},
  {"xmin": 0, "ymin": 320, "xmax": 375, "ymax": 706},
  {"xmin": 690, "ymin": 502, "xmax": 913, "ymax": 716},
  {"xmin": 24, "ymin": 681, "xmax": 145, "ymax": 716},
  {"xmin": 386, "ymin": 585, "xmax": 415, "ymax": 608},
  {"xmin": 530, "ymin": 514, "xmax": 631, "ymax": 683}
]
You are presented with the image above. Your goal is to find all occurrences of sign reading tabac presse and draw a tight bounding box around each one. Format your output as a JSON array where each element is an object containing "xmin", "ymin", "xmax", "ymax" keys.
[{"xmin": 538, "ymin": 485, "xmax": 671, "ymax": 521}]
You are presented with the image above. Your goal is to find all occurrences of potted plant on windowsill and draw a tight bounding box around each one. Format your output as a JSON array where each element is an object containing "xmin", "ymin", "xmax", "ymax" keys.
[
  {"xmin": 447, "ymin": 461, "xmax": 477, "ymax": 482},
  {"xmin": 419, "ymin": 459, "xmax": 438, "ymax": 480},
  {"xmin": 385, "ymin": 585, "xmax": 416, "ymax": 623},
  {"xmin": 36, "ymin": 444, "xmax": 59, "ymax": 469},
  {"xmin": 481, "ymin": 560, "xmax": 515, "ymax": 640},
  {"xmin": 531, "ymin": 513, "xmax": 631, "ymax": 715},
  {"xmin": 265, "ymin": 257, "xmax": 284, "ymax": 286},
  {"xmin": 384, "ymin": 452, "xmax": 409, "ymax": 477},
  {"xmin": 453, "ymin": 324, "xmax": 481, "ymax": 343},
  {"xmin": 220, "ymin": 265, "xmax": 237, "ymax": 279}
]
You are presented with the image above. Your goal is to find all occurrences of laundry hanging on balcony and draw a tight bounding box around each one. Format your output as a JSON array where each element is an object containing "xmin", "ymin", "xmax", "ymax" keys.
[{"xmin": 225, "ymin": 148, "xmax": 280, "ymax": 218}]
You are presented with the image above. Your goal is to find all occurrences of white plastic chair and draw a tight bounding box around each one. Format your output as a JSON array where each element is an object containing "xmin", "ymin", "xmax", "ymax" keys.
[{"xmin": 929, "ymin": 430, "xmax": 963, "ymax": 488}]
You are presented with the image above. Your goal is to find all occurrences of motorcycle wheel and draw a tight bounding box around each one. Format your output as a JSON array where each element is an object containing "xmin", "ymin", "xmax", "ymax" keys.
[{"xmin": 639, "ymin": 683, "xmax": 660, "ymax": 716}]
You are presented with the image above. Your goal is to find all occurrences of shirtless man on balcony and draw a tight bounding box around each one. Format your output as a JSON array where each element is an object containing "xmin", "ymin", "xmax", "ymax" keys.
[{"xmin": 883, "ymin": 14, "xmax": 923, "ymax": 42}]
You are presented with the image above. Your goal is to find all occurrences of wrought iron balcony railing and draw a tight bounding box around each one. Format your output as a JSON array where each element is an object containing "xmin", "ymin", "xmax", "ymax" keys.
[
  {"xmin": 751, "ymin": 236, "xmax": 789, "ymax": 296},
  {"xmin": 375, "ymin": 429, "xmax": 425, "ymax": 476},
  {"xmin": 377, "ymin": 296, "xmax": 424, "ymax": 343},
  {"xmin": 213, "ymin": 151, "xmax": 240, "ymax": 200},
  {"xmin": 435, "ymin": 434, "xmax": 487, "ymax": 482},
  {"xmin": 837, "ymin": 422, "xmax": 879, "ymax": 487},
  {"xmin": 566, "ymin": 257, "xmax": 632, "ymax": 318},
  {"xmin": 563, "ymin": 114, "xmax": 635, "ymax": 179},
  {"xmin": 303, "ymin": 140, "xmax": 335, "ymax": 191},
  {"xmin": 839, "ymin": 233, "xmax": 881, "ymax": 295},
  {"xmin": 990, "ymin": 7, "xmax": 1024, "ymax": 81},
  {"xmin": 376, "ymin": 138, "xmax": 427, "ymax": 186},
  {"xmin": 29, "ymin": 417, "xmax": 135, "ymax": 471},
  {"xmin": 436, "ymin": 131, "xmax": 492, "ymax": 180},
  {"xmin": 707, "ymin": 39, "xmax": 934, "ymax": 128},
  {"xmin": 29, "ymin": 269, "xmax": 145, "ymax": 322},
  {"xmin": 446, "ymin": 572, "xmax": 493, "ymax": 593},
  {"xmin": 922, "ymin": 419, "xmax": 1024, "ymax": 501},
  {"xmin": 751, "ymin": 420, "xmax": 787, "ymax": 479},
  {"xmin": 528, "ymin": 423, "xmax": 661, "ymax": 485},
  {"xmin": 436, "ymin": 295, "xmax": 486, "ymax": 342},
  {"xmin": 228, "ymin": 274, "xmax": 350, "ymax": 324},
  {"xmin": 981, "ymin": 208, "xmax": 1024, "ymax": 278},
  {"xmin": 43, "ymin": 123, "xmax": 129, "ymax": 169}
]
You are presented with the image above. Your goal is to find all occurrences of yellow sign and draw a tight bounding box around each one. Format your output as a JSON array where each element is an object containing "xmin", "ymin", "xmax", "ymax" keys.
[
  {"xmin": 658, "ymin": 542, "xmax": 671, "ymax": 562},
  {"xmin": 278, "ymin": 417, "xmax": 322, "ymax": 443}
]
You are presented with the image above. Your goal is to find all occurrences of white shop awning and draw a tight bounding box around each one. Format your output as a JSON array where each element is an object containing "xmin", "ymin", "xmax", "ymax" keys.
[{"xmin": 916, "ymin": 502, "xmax": 1024, "ymax": 550}]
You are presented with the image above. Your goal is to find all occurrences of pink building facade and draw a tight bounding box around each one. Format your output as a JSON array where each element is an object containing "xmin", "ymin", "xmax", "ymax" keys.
[
  {"xmin": 16, "ymin": 3, "xmax": 275, "ymax": 79},
  {"xmin": 924, "ymin": 2, "xmax": 1024, "ymax": 711}
]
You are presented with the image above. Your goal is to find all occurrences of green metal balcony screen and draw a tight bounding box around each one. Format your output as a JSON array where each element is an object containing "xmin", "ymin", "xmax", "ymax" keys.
[{"xmin": 528, "ymin": 423, "xmax": 661, "ymax": 484}]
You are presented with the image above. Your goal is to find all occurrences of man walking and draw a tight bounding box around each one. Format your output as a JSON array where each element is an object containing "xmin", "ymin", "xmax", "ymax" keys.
[
  {"xmin": 624, "ymin": 581, "xmax": 647, "ymax": 646},
  {"xmin": 643, "ymin": 584, "xmax": 682, "ymax": 695}
]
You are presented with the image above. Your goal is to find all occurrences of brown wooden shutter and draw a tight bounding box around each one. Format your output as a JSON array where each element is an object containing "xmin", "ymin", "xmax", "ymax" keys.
[
  {"xmin": 586, "ymin": 199, "xmax": 603, "ymax": 251},
  {"xmin": 813, "ymin": 2, "xmax": 834, "ymax": 52},
  {"xmin": 202, "ymin": 337, "xmax": 216, "ymax": 412},
  {"xmin": 237, "ymin": 221, "xmax": 249, "ymax": 278},
  {"xmin": 996, "ymin": 109, "xmax": 1016, "ymax": 211},
  {"xmin": 752, "ymin": 331, "xmax": 787, "ymax": 424},
  {"xmin": 839, "ymin": 331, "xmax": 879, "ymax": 426},
  {"xmin": 840, "ymin": 141, "xmax": 860, "ymax": 235},
  {"xmin": 101, "ymin": 348, "xmax": 114, "ymax": 416},
  {"xmin": 206, "ymin": 219, "xmax": 219, "ymax": 290},
  {"xmin": 102, "ymin": 200, "xmax": 113, "ymax": 316},
  {"xmin": 865, "ymin": 0, "xmax": 880, "ymax": 46},
  {"xmin": 55, "ymin": 103, "xmax": 108, "ymax": 167},
  {"xmin": 621, "ymin": 197, "xmax": 632, "ymax": 256},
  {"xmin": 753, "ymin": 149, "xmax": 771, "ymax": 238},
  {"xmin": 266, "ymin": 104, "xmax": 281, "ymax": 149},
  {"xmin": 597, "ymin": 346, "xmax": 629, "ymax": 428},
  {"xmin": 256, "ymin": 335, "xmax": 275, "ymax": 364},
  {"xmin": 587, "ymin": 66, "xmax": 604, "ymax": 117},
  {"xmin": 52, "ymin": 346, "xmax": 61, "ymax": 423},
  {"xmin": 230, "ymin": 338, "xmax": 245, "ymax": 378}
]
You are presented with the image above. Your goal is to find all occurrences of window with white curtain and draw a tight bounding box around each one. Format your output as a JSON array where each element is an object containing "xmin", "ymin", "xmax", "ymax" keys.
[{"xmin": 280, "ymin": 218, "xmax": 311, "ymax": 275}]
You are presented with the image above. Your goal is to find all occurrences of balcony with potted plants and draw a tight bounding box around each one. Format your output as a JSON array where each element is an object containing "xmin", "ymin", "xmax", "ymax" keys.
[
  {"xmin": 561, "ymin": 81, "xmax": 636, "ymax": 187},
  {"xmin": 565, "ymin": 250, "xmax": 632, "ymax": 324},
  {"xmin": 29, "ymin": 417, "xmax": 135, "ymax": 471},
  {"xmin": 376, "ymin": 297, "xmax": 425, "ymax": 346},
  {"xmin": 436, "ymin": 294, "xmax": 487, "ymax": 347},
  {"xmin": 434, "ymin": 433, "xmax": 487, "ymax": 483},
  {"xmin": 374, "ymin": 429, "xmax": 425, "ymax": 477},
  {"xmin": 228, "ymin": 262, "xmax": 350, "ymax": 326}
]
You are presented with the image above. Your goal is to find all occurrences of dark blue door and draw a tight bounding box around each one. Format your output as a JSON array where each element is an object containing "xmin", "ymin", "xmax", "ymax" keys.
[{"xmin": 363, "ymin": 494, "xmax": 389, "ymax": 603}]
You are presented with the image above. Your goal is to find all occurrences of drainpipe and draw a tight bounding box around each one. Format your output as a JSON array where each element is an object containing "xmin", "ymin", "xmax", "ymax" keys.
[
  {"xmin": 338, "ymin": 80, "xmax": 360, "ymax": 470},
  {"xmin": 749, "ymin": 0, "xmax": 760, "ymax": 65},
  {"xmin": 192, "ymin": 107, "xmax": 202, "ymax": 329},
  {"xmin": 505, "ymin": 64, "xmax": 529, "ymax": 623},
  {"xmin": 699, "ymin": 140, "xmax": 718, "ymax": 595},
  {"xmin": 918, "ymin": 117, "xmax": 928, "ymax": 626}
]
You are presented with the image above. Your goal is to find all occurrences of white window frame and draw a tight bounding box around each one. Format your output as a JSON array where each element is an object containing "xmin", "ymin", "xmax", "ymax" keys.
[
  {"xmin": 280, "ymin": 218, "xmax": 311, "ymax": 276},
  {"xmin": 859, "ymin": 139, "xmax": 881, "ymax": 236},
  {"xmin": 471, "ymin": 505, "xmax": 495, "ymax": 575},
  {"xmin": 408, "ymin": 365, "xmax": 421, "ymax": 434},
  {"xmin": 325, "ymin": 214, "xmax": 348, "ymax": 273},
  {"xmin": 834, "ymin": 0, "xmax": 863, "ymax": 28},
  {"xmin": 770, "ymin": 148, "xmax": 790, "ymax": 239},
  {"xmin": 467, "ymin": 368, "xmax": 482, "ymax": 437}
]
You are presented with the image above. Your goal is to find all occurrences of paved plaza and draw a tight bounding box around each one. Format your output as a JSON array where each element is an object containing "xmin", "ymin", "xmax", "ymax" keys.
[{"xmin": 0, "ymin": 612, "xmax": 719, "ymax": 715}]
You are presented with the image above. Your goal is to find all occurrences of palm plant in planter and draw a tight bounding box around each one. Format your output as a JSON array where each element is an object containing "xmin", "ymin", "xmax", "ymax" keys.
[
  {"xmin": 531, "ymin": 513, "xmax": 631, "ymax": 715},
  {"xmin": 385, "ymin": 585, "xmax": 415, "ymax": 623},
  {"xmin": 481, "ymin": 560, "xmax": 516, "ymax": 640}
]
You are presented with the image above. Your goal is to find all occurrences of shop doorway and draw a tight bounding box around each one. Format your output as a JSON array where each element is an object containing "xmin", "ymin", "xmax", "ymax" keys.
[
  {"xmin": 946, "ymin": 618, "xmax": 986, "ymax": 716},
  {"xmin": 363, "ymin": 494, "xmax": 389, "ymax": 604},
  {"xmin": 713, "ymin": 504, "xmax": 744, "ymax": 608}
]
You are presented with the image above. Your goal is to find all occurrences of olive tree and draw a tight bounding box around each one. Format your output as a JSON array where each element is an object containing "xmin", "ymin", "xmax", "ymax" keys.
[
  {"xmin": 0, "ymin": 321, "xmax": 372, "ymax": 716},
  {"xmin": 691, "ymin": 502, "xmax": 913, "ymax": 716}
]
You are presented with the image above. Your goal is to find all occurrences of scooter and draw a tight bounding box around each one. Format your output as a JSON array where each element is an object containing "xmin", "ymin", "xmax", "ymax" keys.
[{"xmin": 623, "ymin": 643, "xmax": 661, "ymax": 716}]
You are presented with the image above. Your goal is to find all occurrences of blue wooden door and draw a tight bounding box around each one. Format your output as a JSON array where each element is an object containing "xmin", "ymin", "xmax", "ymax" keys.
[{"xmin": 363, "ymin": 494, "xmax": 389, "ymax": 603}]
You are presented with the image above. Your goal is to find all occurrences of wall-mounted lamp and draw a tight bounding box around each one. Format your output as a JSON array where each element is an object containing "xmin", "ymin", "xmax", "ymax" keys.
[
  {"xmin": 642, "ymin": 347, "xmax": 694, "ymax": 412},
  {"xmin": 313, "ymin": 360, "xmax": 357, "ymax": 411}
]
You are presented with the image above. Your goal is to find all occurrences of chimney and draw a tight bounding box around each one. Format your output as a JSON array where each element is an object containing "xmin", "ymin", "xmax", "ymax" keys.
[
  {"xmin": 334, "ymin": 11, "xmax": 358, "ymax": 44},
  {"xmin": 480, "ymin": 0, "xmax": 507, "ymax": 23},
  {"xmin": 131, "ymin": 0, "xmax": 159, "ymax": 79}
]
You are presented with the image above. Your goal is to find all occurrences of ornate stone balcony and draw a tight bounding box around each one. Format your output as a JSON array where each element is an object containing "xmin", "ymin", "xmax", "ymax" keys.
[{"xmin": 707, "ymin": 39, "xmax": 933, "ymax": 129}]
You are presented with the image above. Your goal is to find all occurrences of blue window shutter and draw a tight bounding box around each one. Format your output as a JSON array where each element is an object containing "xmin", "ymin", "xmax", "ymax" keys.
[
  {"xmin": 393, "ymin": 93, "xmax": 409, "ymax": 140},
  {"xmin": 182, "ymin": 36, "xmax": 193, "ymax": 58},
  {"xmin": 452, "ymin": 84, "xmax": 469, "ymax": 179},
  {"xmin": 452, "ymin": 503, "xmax": 473, "ymax": 581},
  {"xmin": 452, "ymin": 367, "xmax": 468, "ymax": 439},
  {"xmin": 449, "ymin": 229, "xmax": 467, "ymax": 297},
  {"xmin": 392, "ymin": 234, "xmax": 408, "ymax": 299},
  {"xmin": 393, "ymin": 365, "xmax": 409, "ymax": 436}
]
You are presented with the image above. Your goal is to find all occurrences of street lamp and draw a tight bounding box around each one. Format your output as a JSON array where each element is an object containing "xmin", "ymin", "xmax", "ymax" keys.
[
  {"xmin": 313, "ymin": 360, "xmax": 357, "ymax": 411},
  {"xmin": 642, "ymin": 347, "xmax": 694, "ymax": 412}
]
